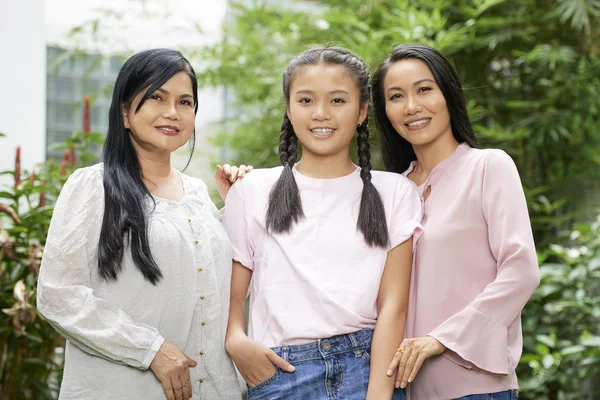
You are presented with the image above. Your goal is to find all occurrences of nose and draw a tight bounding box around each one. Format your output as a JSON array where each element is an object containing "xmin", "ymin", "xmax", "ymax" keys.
[
  {"xmin": 311, "ymin": 102, "xmax": 331, "ymax": 121},
  {"xmin": 403, "ymin": 94, "xmax": 422, "ymax": 116},
  {"xmin": 163, "ymin": 102, "xmax": 180, "ymax": 120}
]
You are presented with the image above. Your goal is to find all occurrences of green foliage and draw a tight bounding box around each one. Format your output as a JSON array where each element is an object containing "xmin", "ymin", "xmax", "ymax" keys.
[
  {"xmin": 0, "ymin": 119, "xmax": 104, "ymax": 399},
  {"xmin": 519, "ymin": 218, "xmax": 600, "ymax": 399}
]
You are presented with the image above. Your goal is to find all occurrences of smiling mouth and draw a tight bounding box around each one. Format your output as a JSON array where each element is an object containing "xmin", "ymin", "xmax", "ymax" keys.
[
  {"xmin": 310, "ymin": 128, "xmax": 335, "ymax": 137},
  {"xmin": 405, "ymin": 119, "xmax": 431, "ymax": 130},
  {"xmin": 156, "ymin": 126, "xmax": 180, "ymax": 136}
]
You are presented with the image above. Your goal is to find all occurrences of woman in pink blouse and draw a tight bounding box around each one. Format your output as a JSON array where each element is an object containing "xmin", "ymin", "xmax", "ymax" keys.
[{"xmin": 370, "ymin": 44, "xmax": 540, "ymax": 400}]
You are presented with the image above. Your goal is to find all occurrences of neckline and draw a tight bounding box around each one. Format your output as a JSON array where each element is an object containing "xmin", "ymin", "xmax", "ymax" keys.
[
  {"xmin": 405, "ymin": 142, "xmax": 471, "ymax": 189},
  {"xmin": 292, "ymin": 164, "xmax": 361, "ymax": 183},
  {"xmin": 150, "ymin": 170, "xmax": 190, "ymax": 204}
]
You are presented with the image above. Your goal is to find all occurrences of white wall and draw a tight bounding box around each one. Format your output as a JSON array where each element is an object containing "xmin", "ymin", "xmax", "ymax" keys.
[{"xmin": 0, "ymin": 3, "xmax": 46, "ymax": 176}]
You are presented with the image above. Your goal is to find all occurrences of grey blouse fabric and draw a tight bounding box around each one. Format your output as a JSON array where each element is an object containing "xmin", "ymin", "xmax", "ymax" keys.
[{"xmin": 37, "ymin": 164, "xmax": 241, "ymax": 400}]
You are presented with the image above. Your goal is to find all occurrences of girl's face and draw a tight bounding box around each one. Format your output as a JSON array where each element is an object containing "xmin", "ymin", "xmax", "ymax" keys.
[
  {"xmin": 287, "ymin": 64, "xmax": 367, "ymax": 160},
  {"xmin": 383, "ymin": 59, "xmax": 452, "ymax": 148},
  {"xmin": 123, "ymin": 71, "xmax": 196, "ymax": 155}
]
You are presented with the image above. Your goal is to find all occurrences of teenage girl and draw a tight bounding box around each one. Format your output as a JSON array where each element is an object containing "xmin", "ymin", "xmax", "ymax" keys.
[{"xmin": 222, "ymin": 46, "xmax": 422, "ymax": 400}]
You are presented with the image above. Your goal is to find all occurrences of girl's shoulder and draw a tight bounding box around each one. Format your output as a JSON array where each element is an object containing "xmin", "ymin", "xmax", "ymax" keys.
[
  {"xmin": 370, "ymin": 169, "xmax": 418, "ymax": 194},
  {"xmin": 232, "ymin": 166, "xmax": 285, "ymax": 194}
]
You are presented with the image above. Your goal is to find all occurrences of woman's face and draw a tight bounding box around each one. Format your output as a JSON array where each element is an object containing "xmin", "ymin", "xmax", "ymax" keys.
[
  {"xmin": 382, "ymin": 59, "xmax": 452, "ymax": 148},
  {"xmin": 123, "ymin": 71, "xmax": 196, "ymax": 155},
  {"xmin": 286, "ymin": 64, "xmax": 367, "ymax": 160}
]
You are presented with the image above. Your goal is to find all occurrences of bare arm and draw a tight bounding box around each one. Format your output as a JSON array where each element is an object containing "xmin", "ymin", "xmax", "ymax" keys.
[
  {"xmin": 366, "ymin": 238, "xmax": 413, "ymax": 399},
  {"xmin": 225, "ymin": 261, "xmax": 253, "ymax": 346}
]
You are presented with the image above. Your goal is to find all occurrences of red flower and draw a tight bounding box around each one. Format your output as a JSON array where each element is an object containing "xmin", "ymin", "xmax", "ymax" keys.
[
  {"xmin": 83, "ymin": 96, "xmax": 90, "ymax": 134},
  {"xmin": 59, "ymin": 149, "xmax": 69, "ymax": 176},
  {"xmin": 39, "ymin": 180, "xmax": 46, "ymax": 208},
  {"xmin": 14, "ymin": 146, "xmax": 21, "ymax": 187},
  {"xmin": 69, "ymin": 143, "xmax": 76, "ymax": 166}
]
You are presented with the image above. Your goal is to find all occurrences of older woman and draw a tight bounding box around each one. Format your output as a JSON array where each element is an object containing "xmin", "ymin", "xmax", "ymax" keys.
[{"xmin": 37, "ymin": 48, "xmax": 246, "ymax": 400}]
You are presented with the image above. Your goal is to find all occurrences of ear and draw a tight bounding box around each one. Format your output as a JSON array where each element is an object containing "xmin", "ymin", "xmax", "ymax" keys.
[
  {"xmin": 286, "ymin": 103, "xmax": 292, "ymax": 122},
  {"xmin": 122, "ymin": 104, "xmax": 131, "ymax": 129},
  {"xmin": 358, "ymin": 102, "xmax": 368, "ymax": 126}
]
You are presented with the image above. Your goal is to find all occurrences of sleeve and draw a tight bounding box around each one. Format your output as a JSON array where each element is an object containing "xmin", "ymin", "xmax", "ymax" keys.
[
  {"xmin": 427, "ymin": 150, "xmax": 540, "ymax": 374},
  {"xmin": 222, "ymin": 181, "xmax": 254, "ymax": 270},
  {"xmin": 190, "ymin": 175, "xmax": 221, "ymax": 220},
  {"xmin": 36, "ymin": 168, "xmax": 165, "ymax": 370},
  {"xmin": 388, "ymin": 178, "xmax": 423, "ymax": 251}
]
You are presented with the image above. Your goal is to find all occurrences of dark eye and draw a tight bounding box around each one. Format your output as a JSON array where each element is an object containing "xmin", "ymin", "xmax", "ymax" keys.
[
  {"xmin": 180, "ymin": 99, "xmax": 193, "ymax": 106},
  {"xmin": 332, "ymin": 98, "xmax": 345, "ymax": 104},
  {"xmin": 418, "ymin": 87, "xmax": 433, "ymax": 93},
  {"xmin": 389, "ymin": 93, "xmax": 403, "ymax": 101},
  {"xmin": 299, "ymin": 98, "xmax": 312, "ymax": 104},
  {"xmin": 150, "ymin": 94, "xmax": 162, "ymax": 101}
]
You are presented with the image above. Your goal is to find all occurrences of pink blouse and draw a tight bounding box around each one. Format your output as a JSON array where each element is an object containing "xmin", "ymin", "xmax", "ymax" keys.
[{"xmin": 403, "ymin": 143, "xmax": 540, "ymax": 399}]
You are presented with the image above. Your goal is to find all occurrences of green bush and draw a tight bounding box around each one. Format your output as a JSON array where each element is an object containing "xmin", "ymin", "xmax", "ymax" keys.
[
  {"xmin": 0, "ymin": 100, "xmax": 104, "ymax": 400},
  {"xmin": 519, "ymin": 218, "xmax": 600, "ymax": 399}
]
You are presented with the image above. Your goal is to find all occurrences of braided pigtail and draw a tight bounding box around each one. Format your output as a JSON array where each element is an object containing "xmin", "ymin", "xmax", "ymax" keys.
[
  {"xmin": 265, "ymin": 113, "xmax": 304, "ymax": 233},
  {"xmin": 357, "ymin": 118, "xmax": 388, "ymax": 247}
]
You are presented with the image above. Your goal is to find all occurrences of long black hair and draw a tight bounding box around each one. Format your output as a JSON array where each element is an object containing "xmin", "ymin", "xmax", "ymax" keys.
[
  {"xmin": 266, "ymin": 46, "xmax": 389, "ymax": 248},
  {"xmin": 372, "ymin": 44, "xmax": 478, "ymax": 174},
  {"xmin": 98, "ymin": 48, "xmax": 198, "ymax": 284}
]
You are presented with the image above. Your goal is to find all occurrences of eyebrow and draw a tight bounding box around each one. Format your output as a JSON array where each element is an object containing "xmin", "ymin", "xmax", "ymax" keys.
[
  {"xmin": 294, "ymin": 89, "xmax": 350, "ymax": 95},
  {"xmin": 386, "ymin": 78, "xmax": 436, "ymax": 92},
  {"xmin": 156, "ymin": 87, "xmax": 194, "ymax": 99}
]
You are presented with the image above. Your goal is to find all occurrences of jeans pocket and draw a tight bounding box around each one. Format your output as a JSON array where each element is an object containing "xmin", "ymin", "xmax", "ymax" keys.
[{"xmin": 247, "ymin": 368, "xmax": 278, "ymax": 395}]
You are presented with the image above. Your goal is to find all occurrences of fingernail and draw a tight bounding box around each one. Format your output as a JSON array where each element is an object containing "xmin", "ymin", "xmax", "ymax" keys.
[
  {"xmin": 395, "ymin": 382, "xmax": 400, "ymax": 389},
  {"xmin": 288, "ymin": 365, "xmax": 296, "ymax": 372},
  {"xmin": 386, "ymin": 369, "xmax": 392, "ymax": 376},
  {"xmin": 408, "ymin": 377, "xmax": 413, "ymax": 383},
  {"xmin": 401, "ymin": 382, "xmax": 407, "ymax": 389}
]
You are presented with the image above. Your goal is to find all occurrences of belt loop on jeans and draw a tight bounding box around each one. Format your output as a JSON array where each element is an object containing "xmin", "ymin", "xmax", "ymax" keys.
[
  {"xmin": 347, "ymin": 331, "xmax": 362, "ymax": 357},
  {"xmin": 281, "ymin": 345, "xmax": 289, "ymax": 362}
]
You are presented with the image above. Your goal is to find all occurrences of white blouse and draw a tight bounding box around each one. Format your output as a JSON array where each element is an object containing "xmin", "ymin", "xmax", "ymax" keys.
[{"xmin": 37, "ymin": 164, "xmax": 241, "ymax": 400}]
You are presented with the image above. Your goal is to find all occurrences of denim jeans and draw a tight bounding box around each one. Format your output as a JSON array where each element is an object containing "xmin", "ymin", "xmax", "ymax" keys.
[
  {"xmin": 247, "ymin": 329, "xmax": 405, "ymax": 400},
  {"xmin": 455, "ymin": 390, "xmax": 519, "ymax": 400}
]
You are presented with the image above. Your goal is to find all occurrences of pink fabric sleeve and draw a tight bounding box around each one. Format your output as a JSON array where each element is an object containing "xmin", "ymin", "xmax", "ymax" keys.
[
  {"xmin": 428, "ymin": 150, "xmax": 540, "ymax": 374},
  {"xmin": 222, "ymin": 182, "xmax": 254, "ymax": 270},
  {"xmin": 388, "ymin": 179, "xmax": 423, "ymax": 251}
]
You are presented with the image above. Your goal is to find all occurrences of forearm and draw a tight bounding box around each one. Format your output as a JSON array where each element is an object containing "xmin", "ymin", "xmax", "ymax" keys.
[
  {"xmin": 225, "ymin": 261, "xmax": 252, "ymax": 350},
  {"xmin": 37, "ymin": 280, "xmax": 164, "ymax": 369},
  {"xmin": 367, "ymin": 306, "xmax": 407, "ymax": 399},
  {"xmin": 226, "ymin": 293, "xmax": 247, "ymax": 344}
]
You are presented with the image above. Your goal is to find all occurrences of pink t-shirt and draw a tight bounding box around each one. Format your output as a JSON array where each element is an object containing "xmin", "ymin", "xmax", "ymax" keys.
[
  {"xmin": 223, "ymin": 165, "xmax": 421, "ymax": 347},
  {"xmin": 403, "ymin": 144, "xmax": 540, "ymax": 400}
]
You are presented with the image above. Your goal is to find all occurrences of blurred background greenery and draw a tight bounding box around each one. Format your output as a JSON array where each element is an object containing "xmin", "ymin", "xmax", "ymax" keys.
[{"xmin": 1, "ymin": 0, "xmax": 599, "ymax": 398}]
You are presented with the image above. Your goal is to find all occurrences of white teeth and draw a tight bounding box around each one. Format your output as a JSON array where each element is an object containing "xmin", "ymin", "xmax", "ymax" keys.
[
  {"xmin": 159, "ymin": 127, "xmax": 177, "ymax": 132},
  {"xmin": 408, "ymin": 119, "xmax": 429, "ymax": 127},
  {"xmin": 311, "ymin": 128, "xmax": 334, "ymax": 135}
]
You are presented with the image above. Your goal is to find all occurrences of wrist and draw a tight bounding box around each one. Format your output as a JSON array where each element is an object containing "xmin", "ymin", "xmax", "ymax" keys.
[
  {"xmin": 225, "ymin": 330, "xmax": 248, "ymax": 353},
  {"xmin": 426, "ymin": 335, "xmax": 446, "ymax": 353}
]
